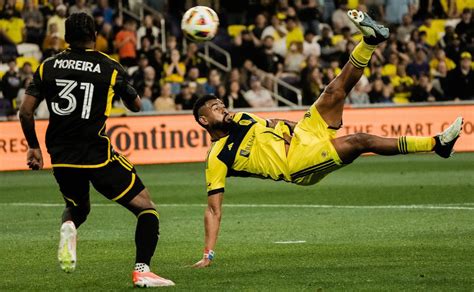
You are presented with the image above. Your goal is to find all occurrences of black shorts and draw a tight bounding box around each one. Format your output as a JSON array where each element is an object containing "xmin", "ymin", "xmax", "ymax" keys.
[{"xmin": 53, "ymin": 153, "xmax": 145, "ymax": 206}]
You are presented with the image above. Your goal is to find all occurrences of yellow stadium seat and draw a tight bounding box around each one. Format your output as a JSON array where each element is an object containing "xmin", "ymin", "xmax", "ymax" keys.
[
  {"xmin": 16, "ymin": 56, "xmax": 40, "ymax": 71},
  {"xmin": 227, "ymin": 25, "xmax": 247, "ymax": 38},
  {"xmin": 110, "ymin": 107, "xmax": 127, "ymax": 117}
]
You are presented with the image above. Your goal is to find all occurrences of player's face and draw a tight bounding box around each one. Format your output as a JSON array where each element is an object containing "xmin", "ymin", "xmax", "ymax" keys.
[{"xmin": 201, "ymin": 99, "xmax": 233, "ymax": 130}]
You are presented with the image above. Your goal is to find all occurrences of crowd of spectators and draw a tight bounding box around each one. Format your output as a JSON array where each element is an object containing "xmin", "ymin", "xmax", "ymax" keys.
[{"xmin": 0, "ymin": 0, "xmax": 473, "ymax": 119}]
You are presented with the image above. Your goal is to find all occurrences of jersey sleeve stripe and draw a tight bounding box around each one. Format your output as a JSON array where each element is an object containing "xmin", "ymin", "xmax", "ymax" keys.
[
  {"xmin": 39, "ymin": 63, "xmax": 45, "ymax": 80},
  {"xmin": 96, "ymin": 50, "xmax": 127, "ymax": 71},
  {"xmin": 105, "ymin": 69, "xmax": 118, "ymax": 116},
  {"xmin": 96, "ymin": 50, "xmax": 119, "ymax": 63}
]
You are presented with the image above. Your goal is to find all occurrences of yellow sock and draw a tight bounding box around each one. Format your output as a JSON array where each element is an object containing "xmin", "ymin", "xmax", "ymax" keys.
[
  {"xmin": 398, "ymin": 136, "xmax": 436, "ymax": 154},
  {"xmin": 349, "ymin": 40, "xmax": 377, "ymax": 68}
]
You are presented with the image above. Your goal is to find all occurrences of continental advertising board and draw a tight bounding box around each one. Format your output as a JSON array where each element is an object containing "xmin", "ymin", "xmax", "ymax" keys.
[{"xmin": 1, "ymin": 105, "xmax": 473, "ymax": 171}]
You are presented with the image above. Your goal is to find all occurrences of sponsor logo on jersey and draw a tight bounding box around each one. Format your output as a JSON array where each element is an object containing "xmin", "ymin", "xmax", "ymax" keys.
[
  {"xmin": 239, "ymin": 133, "xmax": 255, "ymax": 158},
  {"xmin": 53, "ymin": 59, "xmax": 101, "ymax": 73}
]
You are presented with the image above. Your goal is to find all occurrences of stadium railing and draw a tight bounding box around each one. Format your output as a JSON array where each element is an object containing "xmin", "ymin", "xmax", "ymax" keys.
[{"xmin": 118, "ymin": 0, "xmax": 166, "ymax": 52}]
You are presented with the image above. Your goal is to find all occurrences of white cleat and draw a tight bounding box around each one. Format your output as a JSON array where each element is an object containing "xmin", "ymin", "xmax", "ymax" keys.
[
  {"xmin": 132, "ymin": 271, "xmax": 175, "ymax": 287},
  {"xmin": 58, "ymin": 221, "xmax": 77, "ymax": 273},
  {"xmin": 434, "ymin": 116, "xmax": 463, "ymax": 158}
]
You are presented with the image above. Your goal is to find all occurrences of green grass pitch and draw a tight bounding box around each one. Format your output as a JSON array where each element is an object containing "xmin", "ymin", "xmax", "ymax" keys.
[{"xmin": 1, "ymin": 154, "xmax": 473, "ymax": 290}]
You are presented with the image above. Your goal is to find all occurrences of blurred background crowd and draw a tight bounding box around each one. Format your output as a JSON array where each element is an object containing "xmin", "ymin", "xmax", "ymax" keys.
[{"xmin": 0, "ymin": 0, "xmax": 473, "ymax": 119}]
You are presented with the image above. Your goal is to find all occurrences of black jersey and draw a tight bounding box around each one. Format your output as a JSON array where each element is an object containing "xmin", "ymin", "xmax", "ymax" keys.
[{"xmin": 26, "ymin": 48, "xmax": 138, "ymax": 167}]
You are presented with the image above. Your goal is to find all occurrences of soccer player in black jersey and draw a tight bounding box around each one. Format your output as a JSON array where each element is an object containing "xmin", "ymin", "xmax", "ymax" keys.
[{"xmin": 19, "ymin": 13, "xmax": 174, "ymax": 287}]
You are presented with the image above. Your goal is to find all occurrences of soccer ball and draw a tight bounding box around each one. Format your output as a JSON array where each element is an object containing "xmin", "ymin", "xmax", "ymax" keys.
[{"xmin": 181, "ymin": 6, "xmax": 219, "ymax": 42}]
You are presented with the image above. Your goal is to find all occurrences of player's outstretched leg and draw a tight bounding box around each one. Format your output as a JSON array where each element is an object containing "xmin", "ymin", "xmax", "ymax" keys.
[
  {"xmin": 315, "ymin": 10, "xmax": 389, "ymax": 128},
  {"xmin": 123, "ymin": 189, "xmax": 175, "ymax": 287},
  {"xmin": 332, "ymin": 117, "xmax": 463, "ymax": 163}
]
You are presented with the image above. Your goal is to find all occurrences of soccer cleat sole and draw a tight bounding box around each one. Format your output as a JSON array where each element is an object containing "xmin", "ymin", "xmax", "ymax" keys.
[
  {"xmin": 134, "ymin": 280, "xmax": 176, "ymax": 288},
  {"xmin": 133, "ymin": 271, "xmax": 175, "ymax": 288},
  {"xmin": 439, "ymin": 117, "xmax": 463, "ymax": 145},
  {"xmin": 347, "ymin": 10, "xmax": 389, "ymax": 41},
  {"xmin": 58, "ymin": 244, "xmax": 75, "ymax": 273}
]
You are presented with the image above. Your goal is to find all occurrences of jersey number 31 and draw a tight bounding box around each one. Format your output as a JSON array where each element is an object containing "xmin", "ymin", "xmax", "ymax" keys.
[{"xmin": 52, "ymin": 78, "xmax": 95, "ymax": 119}]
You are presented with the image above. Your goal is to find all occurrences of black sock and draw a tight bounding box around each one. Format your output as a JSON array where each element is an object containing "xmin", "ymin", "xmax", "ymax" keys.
[
  {"xmin": 62, "ymin": 205, "xmax": 90, "ymax": 228},
  {"xmin": 135, "ymin": 209, "xmax": 159, "ymax": 265}
]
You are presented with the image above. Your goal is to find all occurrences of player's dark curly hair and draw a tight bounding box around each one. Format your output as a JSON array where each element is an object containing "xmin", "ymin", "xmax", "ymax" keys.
[
  {"xmin": 193, "ymin": 94, "xmax": 219, "ymax": 127},
  {"xmin": 65, "ymin": 13, "xmax": 96, "ymax": 47}
]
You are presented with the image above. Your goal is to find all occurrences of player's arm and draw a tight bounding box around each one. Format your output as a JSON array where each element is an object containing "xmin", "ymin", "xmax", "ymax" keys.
[
  {"xmin": 193, "ymin": 148, "xmax": 227, "ymax": 268},
  {"xmin": 122, "ymin": 95, "xmax": 142, "ymax": 112},
  {"xmin": 193, "ymin": 191, "xmax": 224, "ymax": 268},
  {"xmin": 19, "ymin": 94, "xmax": 43, "ymax": 170},
  {"xmin": 19, "ymin": 66, "xmax": 45, "ymax": 170},
  {"xmin": 266, "ymin": 118, "xmax": 297, "ymax": 131},
  {"xmin": 113, "ymin": 68, "xmax": 142, "ymax": 112},
  {"xmin": 238, "ymin": 112, "xmax": 297, "ymax": 131}
]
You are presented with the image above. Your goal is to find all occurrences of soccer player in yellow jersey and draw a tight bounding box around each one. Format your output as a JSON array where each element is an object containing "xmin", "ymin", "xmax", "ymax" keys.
[{"xmin": 191, "ymin": 11, "xmax": 463, "ymax": 268}]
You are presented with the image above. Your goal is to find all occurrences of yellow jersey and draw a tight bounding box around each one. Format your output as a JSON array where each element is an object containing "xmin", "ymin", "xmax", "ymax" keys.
[
  {"xmin": 205, "ymin": 112, "xmax": 291, "ymax": 195},
  {"xmin": 205, "ymin": 106, "xmax": 345, "ymax": 194}
]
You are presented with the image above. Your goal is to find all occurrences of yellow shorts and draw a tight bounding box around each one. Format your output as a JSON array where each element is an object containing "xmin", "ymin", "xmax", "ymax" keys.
[{"xmin": 287, "ymin": 105, "xmax": 343, "ymax": 185}]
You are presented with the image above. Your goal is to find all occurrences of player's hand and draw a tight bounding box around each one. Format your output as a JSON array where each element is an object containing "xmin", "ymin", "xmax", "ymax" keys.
[
  {"xmin": 192, "ymin": 249, "xmax": 214, "ymax": 268},
  {"xmin": 192, "ymin": 258, "xmax": 211, "ymax": 268},
  {"xmin": 26, "ymin": 148, "xmax": 43, "ymax": 170}
]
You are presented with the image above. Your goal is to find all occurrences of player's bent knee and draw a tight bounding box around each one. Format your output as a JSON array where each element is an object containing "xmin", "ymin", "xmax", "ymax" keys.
[
  {"xmin": 122, "ymin": 188, "xmax": 156, "ymax": 215},
  {"xmin": 322, "ymin": 83, "xmax": 346, "ymax": 100}
]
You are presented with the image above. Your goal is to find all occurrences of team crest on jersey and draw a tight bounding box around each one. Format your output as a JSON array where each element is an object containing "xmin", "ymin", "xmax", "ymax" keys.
[{"xmin": 304, "ymin": 111, "xmax": 311, "ymax": 119}]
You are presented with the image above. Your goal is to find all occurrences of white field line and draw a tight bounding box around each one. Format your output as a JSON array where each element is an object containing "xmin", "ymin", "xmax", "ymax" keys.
[
  {"xmin": 274, "ymin": 240, "xmax": 307, "ymax": 244},
  {"xmin": 1, "ymin": 203, "xmax": 474, "ymax": 210}
]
